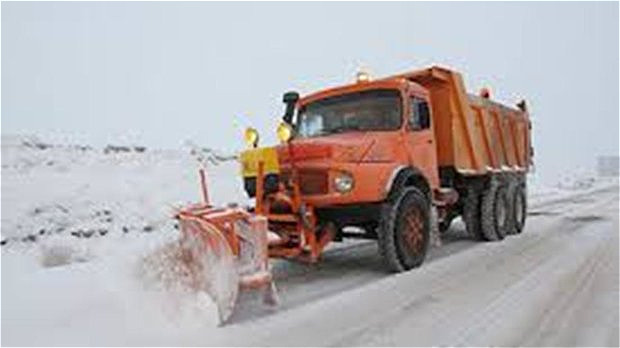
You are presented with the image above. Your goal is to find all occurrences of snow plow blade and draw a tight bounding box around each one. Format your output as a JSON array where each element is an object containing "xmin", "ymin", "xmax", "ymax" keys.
[{"xmin": 176, "ymin": 204, "xmax": 277, "ymax": 324}]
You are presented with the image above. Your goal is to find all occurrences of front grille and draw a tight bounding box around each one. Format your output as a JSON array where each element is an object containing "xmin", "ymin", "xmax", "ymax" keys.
[
  {"xmin": 297, "ymin": 170, "xmax": 329, "ymax": 195},
  {"xmin": 281, "ymin": 169, "xmax": 329, "ymax": 195}
]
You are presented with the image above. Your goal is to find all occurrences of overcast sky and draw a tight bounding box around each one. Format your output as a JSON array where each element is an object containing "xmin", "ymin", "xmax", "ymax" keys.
[{"xmin": 2, "ymin": 2, "xmax": 618, "ymax": 184}]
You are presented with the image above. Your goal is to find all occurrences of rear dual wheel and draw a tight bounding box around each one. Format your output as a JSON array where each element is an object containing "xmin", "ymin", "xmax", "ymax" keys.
[
  {"xmin": 514, "ymin": 185, "xmax": 527, "ymax": 232},
  {"xmin": 481, "ymin": 178, "xmax": 510, "ymax": 241},
  {"xmin": 506, "ymin": 178, "xmax": 527, "ymax": 234},
  {"xmin": 465, "ymin": 175, "xmax": 526, "ymax": 241},
  {"xmin": 463, "ymin": 184, "xmax": 484, "ymax": 240},
  {"xmin": 462, "ymin": 176, "xmax": 509, "ymax": 242}
]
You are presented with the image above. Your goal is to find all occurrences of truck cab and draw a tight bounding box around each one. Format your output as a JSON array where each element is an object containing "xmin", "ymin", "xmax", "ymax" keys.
[
  {"xmin": 241, "ymin": 76, "xmax": 440, "ymax": 233},
  {"xmin": 279, "ymin": 78, "xmax": 438, "ymax": 205}
]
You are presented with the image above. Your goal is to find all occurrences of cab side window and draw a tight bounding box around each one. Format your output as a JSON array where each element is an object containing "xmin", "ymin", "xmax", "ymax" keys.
[{"xmin": 409, "ymin": 97, "xmax": 431, "ymax": 131}]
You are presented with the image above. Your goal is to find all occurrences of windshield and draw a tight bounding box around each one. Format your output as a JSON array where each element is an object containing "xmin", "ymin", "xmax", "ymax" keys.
[{"xmin": 296, "ymin": 89, "xmax": 402, "ymax": 138}]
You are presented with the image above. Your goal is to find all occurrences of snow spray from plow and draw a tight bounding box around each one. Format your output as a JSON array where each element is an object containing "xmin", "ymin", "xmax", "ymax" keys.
[{"xmin": 174, "ymin": 167, "xmax": 278, "ymax": 324}]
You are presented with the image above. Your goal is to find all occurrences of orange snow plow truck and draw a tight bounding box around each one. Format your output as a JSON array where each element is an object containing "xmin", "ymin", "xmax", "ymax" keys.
[{"xmin": 176, "ymin": 66, "xmax": 533, "ymax": 323}]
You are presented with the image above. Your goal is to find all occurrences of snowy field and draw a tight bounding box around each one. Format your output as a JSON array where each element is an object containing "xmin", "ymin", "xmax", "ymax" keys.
[
  {"xmin": 1, "ymin": 135, "xmax": 618, "ymax": 346},
  {"xmin": 1, "ymin": 135, "xmax": 248, "ymax": 345}
]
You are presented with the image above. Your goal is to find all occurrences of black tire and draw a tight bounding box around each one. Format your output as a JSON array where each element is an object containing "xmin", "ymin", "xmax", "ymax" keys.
[
  {"xmin": 463, "ymin": 185, "xmax": 484, "ymax": 240},
  {"xmin": 505, "ymin": 178, "xmax": 519, "ymax": 235},
  {"xmin": 481, "ymin": 177, "xmax": 509, "ymax": 241},
  {"xmin": 378, "ymin": 187, "xmax": 430, "ymax": 272},
  {"xmin": 513, "ymin": 183, "xmax": 527, "ymax": 233}
]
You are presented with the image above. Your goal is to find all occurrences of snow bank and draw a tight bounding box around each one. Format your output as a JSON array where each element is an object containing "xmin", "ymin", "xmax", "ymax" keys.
[
  {"xmin": 1, "ymin": 135, "xmax": 244, "ymax": 345},
  {"xmin": 1, "ymin": 134, "xmax": 247, "ymax": 243}
]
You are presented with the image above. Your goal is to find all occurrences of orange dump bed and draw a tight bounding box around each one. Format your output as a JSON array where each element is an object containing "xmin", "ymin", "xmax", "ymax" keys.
[{"xmin": 398, "ymin": 66, "xmax": 532, "ymax": 175}]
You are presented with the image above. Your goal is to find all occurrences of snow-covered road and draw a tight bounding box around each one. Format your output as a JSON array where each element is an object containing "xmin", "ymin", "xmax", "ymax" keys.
[
  {"xmin": 2, "ymin": 136, "xmax": 618, "ymax": 346},
  {"xmin": 224, "ymin": 183, "xmax": 619, "ymax": 347},
  {"xmin": 132, "ymin": 180, "xmax": 616, "ymax": 347}
]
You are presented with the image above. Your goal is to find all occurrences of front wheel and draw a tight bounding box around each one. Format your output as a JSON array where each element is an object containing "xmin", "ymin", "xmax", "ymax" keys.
[{"xmin": 378, "ymin": 187, "xmax": 431, "ymax": 272}]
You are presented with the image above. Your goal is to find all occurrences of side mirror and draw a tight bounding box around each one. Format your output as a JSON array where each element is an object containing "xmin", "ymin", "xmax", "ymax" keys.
[{"xmin": 282, "ymin": 91, "xmax": 299, "ymax": 124}]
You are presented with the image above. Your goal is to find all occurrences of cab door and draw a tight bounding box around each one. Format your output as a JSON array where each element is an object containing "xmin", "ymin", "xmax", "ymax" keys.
[{"xmin": 404, "ymin": 94, "xmax": 439, "ymax": 189}]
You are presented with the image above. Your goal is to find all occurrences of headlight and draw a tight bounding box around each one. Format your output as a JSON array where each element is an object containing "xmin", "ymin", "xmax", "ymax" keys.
[
  {"xmin": 334, "ymin": 172, "xmax": 354, "ymax": 193},
  {"xmin": 244, "ymin": 127, "xmax": 259, "ymax": 148},
  {"xmin": 276, "ymin": 122, "xmax": 293, "ymax": 143}
]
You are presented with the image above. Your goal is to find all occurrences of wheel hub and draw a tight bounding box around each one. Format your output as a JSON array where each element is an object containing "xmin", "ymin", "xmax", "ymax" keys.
[{"xmin": 403, "ymin": 207, "xmax": 424, "ymax": 252}]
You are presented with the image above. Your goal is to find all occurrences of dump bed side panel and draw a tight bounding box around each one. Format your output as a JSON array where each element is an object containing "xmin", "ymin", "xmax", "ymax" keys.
[
  {"xmin": 469, "ymin": 95, "xmax": 530, "ymax": 172},
  {"xmin": 403, "ymin": 66, "xmax": 531, "ymax": 175}
]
